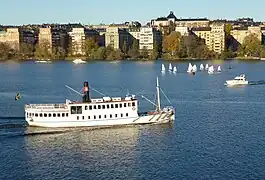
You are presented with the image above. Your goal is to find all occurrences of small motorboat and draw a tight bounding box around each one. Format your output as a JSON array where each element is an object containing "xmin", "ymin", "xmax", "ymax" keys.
[{"xmin": 225, "ymin": 74, "xmax": 248, "ymax": 86}]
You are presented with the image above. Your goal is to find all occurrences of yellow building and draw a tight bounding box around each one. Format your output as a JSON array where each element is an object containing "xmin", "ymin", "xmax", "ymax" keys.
[
  {"xmin": 105, "ymin": 26, "xmax": 130, "ymax": 49},
  {"xmin": 68, "ymin": 27, "xmax": 86, "ymax": 55},
  {"xmin": 175, "ymin": 18, "xmax": 209, "ymax": 28},
  {"xmin": 38, "ymin": 27, "xmax": 52, "ymax": 48},
  {"xmin": 231, "ymin": 26, "xmax": 262, "ymax": 44},
  {"xmin": 0, "ymin": 28, "xmax": 20, "ymax": 49},
  {"xmin": 192, "ymin": 23, "xmax": 225, "ymax": 53}
]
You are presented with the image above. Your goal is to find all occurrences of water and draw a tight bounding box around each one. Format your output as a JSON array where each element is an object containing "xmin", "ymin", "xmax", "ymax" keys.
[{"xmin": 1, "ymin": 60, "xmax": 265, "ymax": 179}]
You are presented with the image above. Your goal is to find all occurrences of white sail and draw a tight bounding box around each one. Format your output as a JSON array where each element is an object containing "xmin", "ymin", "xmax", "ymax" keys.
[
  {"xmin": 217, "ymin": 66, "xmax": 221, "ymax": 72},
  {"xmin": 208, "ymin": 66, "xmax": 214, "ymax": 74},
  {"xmin": 192, "ymin": 64, "xmax": 197, "ymax": 72},
  {"xmin": 161, "ymin": 64, "xmax": 166, "ymax": 72},
  {"xmin": 169, "ymin": 63, "xmax": 173, "ymax": 71},
  {"xmin": 173, "ymin": 66, "xmax": 177, "ymax": 73},
  {"xmin": 205, "ymin": 64, "xmax": 209, "ymax": 70},
  {"xmin": 200, "ymin": 64, "xmax": 204, "ymax": 71},
  {"xmin": 187, "ymin": 63, "xmax": 193, "ymax": 73}
]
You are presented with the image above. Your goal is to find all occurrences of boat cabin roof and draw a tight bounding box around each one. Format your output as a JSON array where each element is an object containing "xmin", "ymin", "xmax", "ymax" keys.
[{"xmin": 68, "ymin": 96, "xmax": 137, "ymax": 105}]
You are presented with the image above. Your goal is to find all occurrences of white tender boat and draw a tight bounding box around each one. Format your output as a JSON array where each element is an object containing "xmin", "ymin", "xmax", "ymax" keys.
[
  {"xmin": 225, "ymin": 74, "xmax": 248, "ymax": 86},
  {"xmin": 73, "ymin": 59, "xmax": 86, "ymax": 64},
  {"xmin": 24, "ymin": 77, "xmax": 175, "ymax": 128}
]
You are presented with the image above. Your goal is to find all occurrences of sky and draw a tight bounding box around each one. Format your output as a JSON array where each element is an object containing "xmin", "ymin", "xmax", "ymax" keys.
[{"xmin": 1, "ymin": 0, "xmax": 265, "ymax": 25}]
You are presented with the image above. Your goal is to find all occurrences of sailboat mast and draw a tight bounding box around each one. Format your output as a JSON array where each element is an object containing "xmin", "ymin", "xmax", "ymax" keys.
[{"xmin": 156, "ymin": 76, "xmax": 161, "ymax": 112}]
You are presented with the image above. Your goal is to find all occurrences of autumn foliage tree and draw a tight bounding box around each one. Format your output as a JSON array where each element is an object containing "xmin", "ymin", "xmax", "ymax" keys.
[{"xmin": 238, "ymin": 33, "xmax": 261, "ymax": 57}]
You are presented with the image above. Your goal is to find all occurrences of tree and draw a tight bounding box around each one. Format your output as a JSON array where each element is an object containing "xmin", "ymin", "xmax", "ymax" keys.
[
  {"xmin": 34, "ymin": 41, "xmax": 52, "ymax": 59},
  {"xmin": 163, "ymin": 31, "xmax": 181, "ymax": 58},
  {"xmin": 260, "ymin": 45, "xmax": 265, "ymax": 58},
  {"xmin": 19, "ymin": 43, "xmax": 34, "ymax": 59},
  {"xmin": 94, "ymin": 47, "xmax": 106, "ymax": 60},
  {"xmin": 239, "ymin": 33, "xmax": 261, "ymax": 57},
  {"xmin": 128, "ymin": 39, "xmax": 139, "ymax": 59},
  {"xmin": 83, "ymin": 38, "xmax": 99, "ymax": 59},
  {"xmin": 122, "ymin": 41, "xmax": 128, "ymax": 55}
]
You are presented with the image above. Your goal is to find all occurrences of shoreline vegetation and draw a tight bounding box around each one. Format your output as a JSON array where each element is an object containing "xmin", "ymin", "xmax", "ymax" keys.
[{"xmin": 1, "ymin": 30, "xmax": 265, "ymax": 62}]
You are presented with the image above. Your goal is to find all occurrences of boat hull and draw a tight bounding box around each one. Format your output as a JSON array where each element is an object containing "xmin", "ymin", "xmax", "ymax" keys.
[
  {"xmin": 225, "ymin": 80, "xmax": 248, "ymax": 86},
  {"xmin": 25, "ymin": 111, "xmax": 175, "ymax": 128}
]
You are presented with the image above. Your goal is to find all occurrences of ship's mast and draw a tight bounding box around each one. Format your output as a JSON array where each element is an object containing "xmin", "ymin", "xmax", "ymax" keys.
[{"xmin": 156, "ymin": 76, "xmax": 161, "ymax": 112}]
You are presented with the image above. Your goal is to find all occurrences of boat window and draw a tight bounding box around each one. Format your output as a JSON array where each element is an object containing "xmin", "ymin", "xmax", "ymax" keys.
[
  {"xmin": 35, "ymin": 113, "xmax": 38, "ymax": 117},
  {"xmin": 132, "ymin": 102, "xmax": 135, "ymax": 107},
  {"xmin": 62, "ymin": 113, "xmax": 65, "ymax": 117},
  {"xmin": 53, "ymin": 113, "xmax": 56, "ymax": 117},
  {"xmin": 126, "ymin": 113, "xmax": 128, "ymax": 117},
  {"xmin": 89, "ymin": 105, "xmax": 92, "ymax": 110},
  {"xmin": 85, "ymin": 106, "xmax": 88, "ymax": 110},
  {"xmin": 88, "ymin": 116, "xmax": 90, "ymax": 119},
  {"xmin": 77, "ymin": 106, "xmax": 82, "ymax": 114},
  {"xmin": 57, "ymin": 113, "xmax": 61, "ymax": 117},
  {"xmin": 121, "ymin": 113, "xmax": 123, "ymax": 117},
  {"xmin": 66, "ymin": 113, "xmax": 68, "ymax": 117},
  {"xmin": 124, "ymin": 103, "xmax": 127, "ymax": 107},
  {"xmin": 115, "ymin": 104, "xmax": 118, "ymax": 108},
  {"xmin": 115, "ymin": 114, "xmax": 117, "ymax": 118},
  {"xmin": 49, "ymin": 113, "xmax": 51, "ymax": 117},
  {"xmin": 98, "ymin": 105, "xmax": 101, "ymax": 109},
  {"xmin": 44, "ymin": 113, "xmax": 47, "ymax": 117},
  {"xmin": 82, "ymin": 116, "xmax": 84, "ymax": 120},
  {"xmin": 102, "ymin": 105, "xmax": 105, "ymax": 109},
  {"xmin": 40, "ymin": 113, "xmax": 43, "ymax": 117},
  {"xmin": 77, "ymin": 116, "xmax": 79, "ymax": 120},
  {"xmin": 94, "ymin": 115, "xmax": 96, "ymax": 119},
  {"xmin": 99, "ymin": 115, "xmax": 101, "ymax": 119},
  {"xmin": 94, "ymin": 105, "xmax": 97, "ymax": 109},
  {"xmin": 110, "ymin": 114, "xmax": 112, "ymax": 118},
  {"xmin": 104, "ymin": 115, "xmax": 107, "ymax": 118},
  {"xmin": 111, "ymin": 104, "xmax": 114, "ymax": 108},
  {"xmin": 119, "ymin": 103, "xmax": 122, "ymax": 108},
  {"xmin": 71, "ymin": 106, "xmax": 77, "ymax": 114},
  {"xmin": 128, "ymin": 103, "xmax": 131, "ymax": 107},
  {"xmin": 107, "ymin": 104, "xmax": 110, "ymax": 109},
  {"xmin": 26, "ymin": 113, "xmax": 28, "ymax": 118}
]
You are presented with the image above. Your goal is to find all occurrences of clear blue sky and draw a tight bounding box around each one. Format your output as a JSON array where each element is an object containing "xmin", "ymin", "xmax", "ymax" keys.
[{"xmin": 1, "ymin": 0, "xmax": 265, "ymax": 25}]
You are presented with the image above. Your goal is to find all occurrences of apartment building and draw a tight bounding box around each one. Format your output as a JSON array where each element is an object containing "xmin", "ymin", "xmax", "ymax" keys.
[
  {"xmin": 231, "ymin": 26, "xmax": 262, "ymax": 44},
  {"xmin": 19, "ymin": 29, "xmax": 36, "ymax": 45},
  {"xmin": 51, "ymin": 29, "xmax": 69, "ymax": 52},
  {"xmin": 105, "ymin": 26, "xmax": 130, "ymax": 49},
  {"xmin": 139, "ymin": 26, "xmax": 162, "ymax": 50},
  {"xmin": 38, "ymin": 27, "xmax": 52, "ymax": 49},
  {"xmin": 192, "ymin": 24, "xmax": 225, "ymax": 53},
  {"xmin": 68, "ymin": 27, "xmax": 86, "ymax": 55},
  {"xmin": 0, "ymin": 28, "xmax": 20, "ymax": 49}
]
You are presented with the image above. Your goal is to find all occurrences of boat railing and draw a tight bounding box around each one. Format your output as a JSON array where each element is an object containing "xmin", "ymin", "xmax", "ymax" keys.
[{"xmin": 25, "ymin": 103, "xmax": 67, "ymax": 109}]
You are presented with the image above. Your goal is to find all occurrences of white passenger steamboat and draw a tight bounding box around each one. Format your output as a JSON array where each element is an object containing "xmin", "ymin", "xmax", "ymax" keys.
[{"xmin": 24, "ymin": 77, "xmax": 175, "ymax": 128}]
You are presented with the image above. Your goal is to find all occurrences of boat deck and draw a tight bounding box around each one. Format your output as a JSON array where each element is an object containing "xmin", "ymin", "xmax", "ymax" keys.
[{"xmin": 25, "ymin": 104, "xmax": 68, "ymax": 112}]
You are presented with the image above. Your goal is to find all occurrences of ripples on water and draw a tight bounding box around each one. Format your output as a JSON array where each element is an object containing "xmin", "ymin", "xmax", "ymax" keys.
[{"xmin": 1, "ymin": 60, "xmax": 265, "ymax": 179}]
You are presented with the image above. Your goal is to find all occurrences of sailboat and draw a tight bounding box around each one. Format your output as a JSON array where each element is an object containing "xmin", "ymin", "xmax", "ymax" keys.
[
  {"xmin": 187, "ymin": 63, "xmax": 193, "ymax": 73},
  {"xmin": 217, "ymin": 66, "xmax": 221, "ymax": 72},
  {"xmin": 169, "ymin": 63, "xmax": 173, "ymax": 71},
  {"xmin": 205, "ymin": 64, "xmax": 209, "ymax": 70},
  {"xmin": 173, "ymin": 66, "xmax": 177, "ymax": 73},
  {"xmin": 192, "ymin": 64, "xmax": 197, "ymax": 72},
  {"xmin": 200, "ymin": 64, "xmax": 204, "ymax": 71},
  {"xmin": 161, "ymin": 64, "xmax": 166, "ymax": 73},
  {"xmin": 208, "ymin": 66, "xmax": 214, "ymax": 74}
]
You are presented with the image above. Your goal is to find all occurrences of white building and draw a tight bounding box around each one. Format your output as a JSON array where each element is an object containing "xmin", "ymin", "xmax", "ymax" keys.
[
  {"xmin": 139, "ymin": 27, "xmax": 162, "ymax": 50},
  {"xmin": 68, "ymin": 28, "xmax": 86, "ymax": 55}
]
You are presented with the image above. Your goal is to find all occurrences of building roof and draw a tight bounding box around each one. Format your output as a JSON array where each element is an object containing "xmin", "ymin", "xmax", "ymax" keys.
[
  {"xmin": 155, "ymin": 17, "xmax": 168, "ymax": 21},
  {"xmin": 177, "ymin": 18, "xmax": 209, "ymax": 22},
  {"xmin": 191, "ymin": 27, "xmax": 211, "ymax": 31},
  {"xmin": 232, "ymin": 26, "xmax": 248, "ymax": 30},
  {"xmin": 167, "ymin": 11, "xmax": 177, "ymax": 20}
]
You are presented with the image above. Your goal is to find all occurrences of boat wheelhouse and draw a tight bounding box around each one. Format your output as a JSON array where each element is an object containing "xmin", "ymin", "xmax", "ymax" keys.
[{"xmin": 25, "ymin": 78, "xmax": 175, "ymax": 128}]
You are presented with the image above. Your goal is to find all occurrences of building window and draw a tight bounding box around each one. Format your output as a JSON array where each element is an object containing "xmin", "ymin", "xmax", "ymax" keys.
[
  {"xmin": 132, "ymin": 102, "xmax": 135, "ymax": 107},
  {"xmin": 98, "ymin": 105, "xmax": 101, "ymax": 109},
  {"xmin": 66, "ymin": 113, "xmax": 68, "ymax": 117},
  {"xmin": 115, "ymin": 104, "xmax": 118, "ymax": 108},
  {"xmin": 128, "ymin": 103, "xmax": 131, "ymax": 107},
  {"xmin": 110, "ymin": 114, "xmax": 112, "ymax": 118},
  {"xmin": 104, "ymin": 115, "xmax": 107, "ymax": 118},
  {"xmin": 35, "ymin": 113, "xmax": 38, "ymax": 117},
  {"xmin": 107, "ymin": 104, "xmax": 110, "ymax": 109},
  {"xmin": 119, "ymin": 103, "xmax": 122, "ymax": 108},
  {"xmin": 124, "ymin": 103, "xmax": 127, "ymax": 107},
  {"xmin": 88, "ymin": 116, "xmax": 90, "ymax": 119},
  {"xmin": 93, "ymin": 105, "xmax": 97, "ymax": 109},
  {"xmin": 102, "ymin": 105, "xmax": 105, "ymax": 109},
  {"xmin": 115, "ymin": 114, "xmax": 117, "ymax": 118},
  {"xmin": 111, "ymin": 104, "xmax": 114, "ymax": 108},
  {"xmin": 71, "ymin": 106, "xmax": 82, "ymax": 114},
  {"xmin": 85, "ymin": 106, "xmax": 88, "ymax": 110}
]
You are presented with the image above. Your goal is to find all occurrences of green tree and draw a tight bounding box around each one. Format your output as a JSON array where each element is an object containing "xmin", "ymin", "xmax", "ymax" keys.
[
  {"xmin": 83, "ymin": 38, "xmax": 99, "ymax": 59},
  {"xmin": 122, "ymin": 41, "xmax": 128, "ymax": 55},
  {"xmin": 239, "ymin": 33, "xmax": 261, "ymax": 57},
  {"xmin": 260, "ymin": 45, "xmax": 265, "ymax": 58},
  {"xmin": 19, "ymin": 43, "xmax": 34, "ymax": 59},
  {"xmin": 94, "ymin": 47, "xmax": 106, "ymax": 60},
  {"xmin": 34, "ymin": 41, "xmax": 52, "ymax": 59},
  {"xmin": 128, "ymin": 39, "xmax": 139, "ymax": 59}
]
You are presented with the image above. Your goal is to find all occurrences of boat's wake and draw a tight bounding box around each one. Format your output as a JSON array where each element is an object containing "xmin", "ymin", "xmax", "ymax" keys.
[{"xmin": 248, "ymin": 80, "xmax": 265, "ymax": 85}]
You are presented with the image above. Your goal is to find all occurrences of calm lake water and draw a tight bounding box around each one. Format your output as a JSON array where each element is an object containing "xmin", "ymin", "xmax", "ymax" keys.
[{"xmin": 0, "ymin": 59, "xmax": 265, "ymax": 179}]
